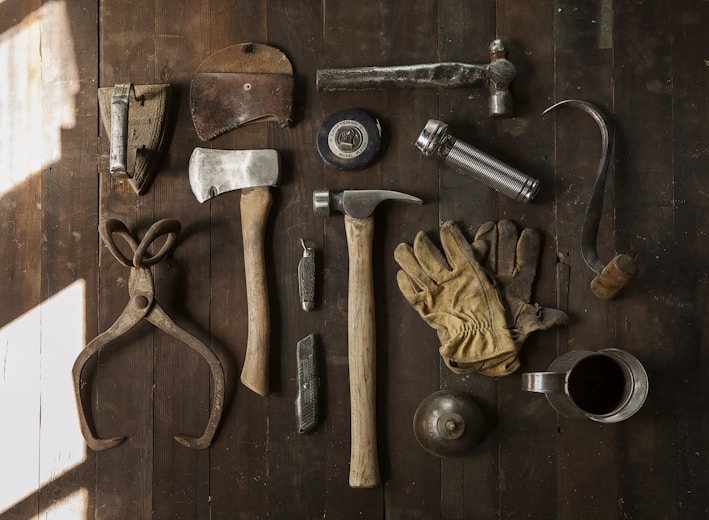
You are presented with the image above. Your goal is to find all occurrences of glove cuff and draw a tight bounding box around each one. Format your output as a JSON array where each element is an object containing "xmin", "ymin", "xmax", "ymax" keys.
[
  {"xmin": 439, "ymin": 323, "xmax": 517, "ymax": 367},
  {"xmin": 511, "ymin": 302, "xmax": 570, "ymax": 345},
  {"xmin": 445, "ymin": 351, "xmax": 521, "ymax": 377}
]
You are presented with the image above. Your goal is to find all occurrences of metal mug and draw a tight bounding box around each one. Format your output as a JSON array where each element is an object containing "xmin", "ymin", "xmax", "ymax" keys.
[{"xmin": 521, "ymin": 349, "xmax": 648, "ymax": 423}]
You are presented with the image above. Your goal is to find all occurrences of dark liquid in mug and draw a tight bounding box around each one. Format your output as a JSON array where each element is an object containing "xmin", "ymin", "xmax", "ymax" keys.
[{"xmin": 567, "ymin": 355, "xmax": 627, "ymax": 415}]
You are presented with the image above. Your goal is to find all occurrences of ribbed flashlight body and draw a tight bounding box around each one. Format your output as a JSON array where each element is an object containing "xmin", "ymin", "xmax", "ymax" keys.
[
  {"xmin": 415, "ymin": 119, "xmax": 539, "ymax": 202},
  {"xmin": 443, "ymin": 139, "xmax": 538, "ymax": 202}
]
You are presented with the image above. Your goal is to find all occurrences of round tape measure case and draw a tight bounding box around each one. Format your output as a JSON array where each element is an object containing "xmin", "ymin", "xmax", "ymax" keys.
[{"xmin": 316, "ymin": 109, "xmax": 382, "ymax": 171}]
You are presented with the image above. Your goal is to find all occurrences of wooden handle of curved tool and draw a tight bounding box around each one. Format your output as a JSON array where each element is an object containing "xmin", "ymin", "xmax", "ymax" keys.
[
  {"xmin": 239, "ymin": 186, "xmax": 272, "ymax": 396},
  {"xmin": 591, "ymin": 253, "xmax": 638, "ymax": 300},
  {"xmin": 344, "ymin": 214, "xmax": 380, "ymax": 488}
]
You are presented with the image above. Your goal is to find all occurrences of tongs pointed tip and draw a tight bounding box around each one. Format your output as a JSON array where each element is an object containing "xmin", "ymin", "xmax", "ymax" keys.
[
  {"xmin": 174, "ymin": 434, "xmax": 212, "ymax": 450},
  {"xmin": 85, "ymin": 435, "xmax": 127, "ymax": 451}
]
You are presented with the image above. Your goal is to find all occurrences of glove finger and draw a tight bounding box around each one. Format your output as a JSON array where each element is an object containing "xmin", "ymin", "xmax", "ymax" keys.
[
  {"xmin": 473, "ymin": 221, "xmax": 498, "ymax": 272},
  {"xmin": 514, "ymin": 227, "xmax": 542, "ymax": 301},
  {"xmin": 396, "ymin": 269, "xmax": 424, "ymax": 305},
  {"xmin": 496, "ymin": 220, "xmax": 520, "ymax": 278},
  {"xmin": 394, "ymin": 241, "xmax": 434, "ymax": 292},
  {"xmin": 413, "ymin": 230, "xmax": 451, "ymax": 282},
  {"xmin": 470, "ymin": 236, "xmax": 489, "ymax": 264},
  {"xmin": 439, "ymin": 220, "xmax": 482, "ymax": 273}
]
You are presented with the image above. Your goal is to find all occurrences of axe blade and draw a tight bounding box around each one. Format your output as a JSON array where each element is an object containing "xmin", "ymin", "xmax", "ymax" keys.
[{"xmin": 188, "ymin": 148, "xmax": 280, "ymax": 203}]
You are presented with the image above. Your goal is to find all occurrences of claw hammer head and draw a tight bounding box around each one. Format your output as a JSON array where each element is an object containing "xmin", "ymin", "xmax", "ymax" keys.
[{"xmin": 313, "ymin": 189, "xmax": 422, "ymax": 219}]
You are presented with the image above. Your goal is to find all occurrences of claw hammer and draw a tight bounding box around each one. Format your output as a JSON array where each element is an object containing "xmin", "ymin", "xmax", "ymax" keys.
[{"xmin": 314, "ymin": 189, "xmax": 422, "ymax": 487}]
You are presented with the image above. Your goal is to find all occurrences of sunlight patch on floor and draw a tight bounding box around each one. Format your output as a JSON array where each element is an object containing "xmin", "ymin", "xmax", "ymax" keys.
[
  {"xmin": 0, "ymin": 279, "xmax": 87, "ymax": 516},
  {"xmin": 0, "ymin": 0, "xmax": 79, "ymax": 197}
]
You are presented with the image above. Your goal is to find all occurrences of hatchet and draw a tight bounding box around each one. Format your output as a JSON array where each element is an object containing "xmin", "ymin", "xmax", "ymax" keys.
[{"xmin": 189, "ymin": 147, "xmax": 280, "ymax": 396}]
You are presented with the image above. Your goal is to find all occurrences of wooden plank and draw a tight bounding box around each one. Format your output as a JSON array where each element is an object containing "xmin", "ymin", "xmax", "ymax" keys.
[
  {"xmin": 373, "ymin": 3, "xmax": 441, "ymax": 519},
  {"xmin": 670, "ymin": 3, "xmax": 709, "ymax": 518},
  {"xmin": 434, "ymin": 2, "xmax": 508, "ymax": 519},
  {"xmin": 263, "ymin": 2, "xmax": 328, "ymax": 519},
  {"xmin": 200, "ymin": 2, "xmax": 271, "ymax": 519},
  {"xmin": 38, "ymin": 0, "xmax": 99, "ymax": 518},
  {"xmin": 149, "ymin": 1, "xmax": 213, "ymax": 519},
  {"xmin": 612, "ymin": 1, "xmax": 678, "ymax": 518},
  {"xmin": 0, "ymin": 1, "xmax": 44, "ymax": 518},
  {"xmin": 318, "ymin": 1, "xmax": 390, "ymax": 517},
  {"xmin": 95, "ymin": 1, "xmax": 159, "ymax": 518},
  {"xmin": 494, "ymin": 2, "xmax": 560, "ymax": 518},
  {"xmin": 548, "ymin": 1, "xmax": 617, "ymax": 518},
  {"xmin": 437, "ymin": 1, "xmax": 498, "ymax": 517}
]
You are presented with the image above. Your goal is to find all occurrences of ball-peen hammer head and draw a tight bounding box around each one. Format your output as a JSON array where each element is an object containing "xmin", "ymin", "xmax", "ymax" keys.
[
  {"xmin": 315, "ymin": 40, "xmax": 516, "ymax": 119},
  {"xmin": 487, "ymin": 40, "xmax": 516, "ymax": 118},
  {"xmin": 313, "ymin": 189, "xmax": 422, "ymax": 220}
]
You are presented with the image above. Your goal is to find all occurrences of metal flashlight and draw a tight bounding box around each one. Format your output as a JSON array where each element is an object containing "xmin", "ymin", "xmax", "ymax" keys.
[{"xmin": 415, "ymin": 119, "xmax": 539, "ymax": 202}]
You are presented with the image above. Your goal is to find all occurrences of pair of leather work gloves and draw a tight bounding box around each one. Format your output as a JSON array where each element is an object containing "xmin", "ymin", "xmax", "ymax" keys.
[{"xmin": 394, "ymin": 220, "xmax": 568, "ymax": 377}]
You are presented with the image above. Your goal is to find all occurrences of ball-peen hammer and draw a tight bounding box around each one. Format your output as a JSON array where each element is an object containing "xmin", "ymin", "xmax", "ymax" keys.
[{"xmin": 317, "ymin": 40, "xmax": 516, "ymax": 118}]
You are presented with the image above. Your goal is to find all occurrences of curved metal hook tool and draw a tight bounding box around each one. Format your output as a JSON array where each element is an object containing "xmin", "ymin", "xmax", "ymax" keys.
[
  {"xmin": 72, "ymin": 219, "xmax": 225, "ymax": 450},
  {"xmin": 544, "ymin": 99, "xmax": 638, "ymax": 299}
]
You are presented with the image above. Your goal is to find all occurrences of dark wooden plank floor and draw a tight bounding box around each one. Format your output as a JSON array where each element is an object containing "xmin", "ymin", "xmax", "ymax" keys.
[{"xmin": 1, "ymin": 0, "xmax": 708, "ymax": 518}]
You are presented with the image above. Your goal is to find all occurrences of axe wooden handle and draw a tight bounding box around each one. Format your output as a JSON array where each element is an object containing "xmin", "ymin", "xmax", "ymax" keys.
[
  {"xmin": 239, "ymin": 186, "xmax": 272, "ymax": 396},
  {"xmin": 344, "ymin": 214, "xmax": 380, "ymax": 488}
]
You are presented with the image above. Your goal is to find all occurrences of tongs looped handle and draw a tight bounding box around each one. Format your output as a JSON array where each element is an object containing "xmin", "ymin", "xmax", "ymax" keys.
[{"xmin": 99, "ymin": 218, "xmax": 180, "ymax": 267}]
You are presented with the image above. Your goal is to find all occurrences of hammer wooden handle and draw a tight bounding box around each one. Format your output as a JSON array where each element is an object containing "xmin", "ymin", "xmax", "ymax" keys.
[
  {"xmin": 239, "ymin": 186, "xmax": 272, "ymax": 396},
  {"xmin": 344, "ymin": 214, "xmax": 380, "ymax": 488}
]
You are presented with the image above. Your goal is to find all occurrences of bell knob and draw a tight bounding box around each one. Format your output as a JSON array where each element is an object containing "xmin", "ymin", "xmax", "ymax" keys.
[{"xmin": 413, "ymin": 390, "xmax": 485, "ymax": 457}]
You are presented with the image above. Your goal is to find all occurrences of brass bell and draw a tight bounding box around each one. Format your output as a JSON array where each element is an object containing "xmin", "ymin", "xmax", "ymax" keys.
[{"xmin": 413, "ymin": 390, "xmax": 485, "ymax": 457}]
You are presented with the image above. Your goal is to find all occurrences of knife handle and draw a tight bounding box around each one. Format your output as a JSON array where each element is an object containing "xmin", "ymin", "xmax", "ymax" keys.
[
  {"xmin": 295, "ymin": 334, "xmax": 319, "ymax": 433},
  {"xmin": 298, "ymin": 239, "xmax": 316, "ymax": 311}
]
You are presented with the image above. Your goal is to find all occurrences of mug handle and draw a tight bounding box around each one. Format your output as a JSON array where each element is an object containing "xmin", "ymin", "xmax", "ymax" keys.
[{"xmin": 521, "ymin": 372, "xmax": 567, "ymax": 394}]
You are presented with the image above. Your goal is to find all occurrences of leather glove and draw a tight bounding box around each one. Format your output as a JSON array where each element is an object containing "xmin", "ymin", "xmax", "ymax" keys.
[
  {"xmin": 394, "ymin": 220, "xmax": 518, "ymax": 376},
  {"xmin": 471, "ymin": 220, "xmax": 569, "ymax": 374}
]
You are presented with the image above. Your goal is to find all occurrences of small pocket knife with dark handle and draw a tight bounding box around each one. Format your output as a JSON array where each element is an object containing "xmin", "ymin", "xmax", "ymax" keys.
[{"xmin": 298, "ymin": 239, "xmax": 316, "ymax": 311}]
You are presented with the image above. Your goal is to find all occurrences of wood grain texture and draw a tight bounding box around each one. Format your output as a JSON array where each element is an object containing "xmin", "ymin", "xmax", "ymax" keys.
[
  {"xmin": 344, "ymin": 214, "xmax": 379, "ymax": 488},
  {"xmin": 670, "ymin": 4, "xmax": 709, "ymax": 520},
  {"xmin": 5, "ymin": 0, "xmax": 709, "ymax": 518},
  {"xmin": 239, "ymin": 186, "xmax": 273, "ymax": 396}
]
